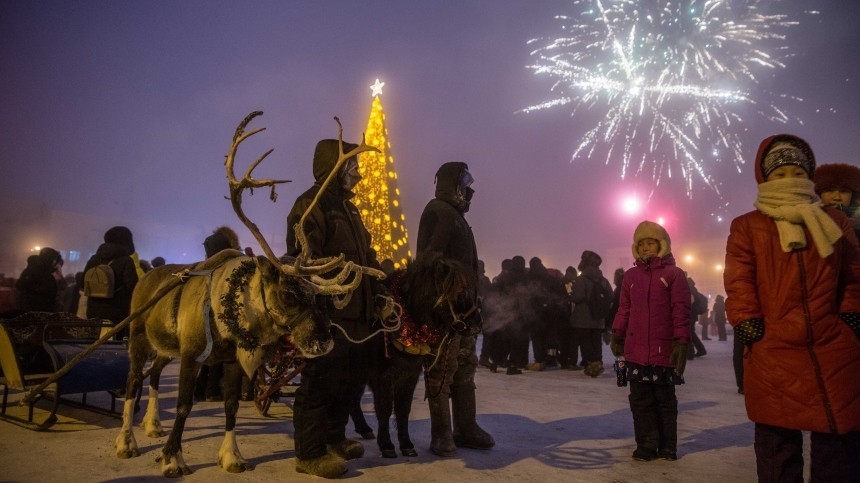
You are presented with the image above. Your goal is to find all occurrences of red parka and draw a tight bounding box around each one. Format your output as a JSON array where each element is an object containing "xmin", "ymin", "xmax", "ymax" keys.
[{"xmin": 724, "ymin": 135, "xmax": 860, "ymax": 434}]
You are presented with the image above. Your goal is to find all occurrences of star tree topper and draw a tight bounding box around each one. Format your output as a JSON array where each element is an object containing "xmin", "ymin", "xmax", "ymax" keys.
[{"xmin": 370, "ymin": 78, "xmax": 385, "ymax": 97}]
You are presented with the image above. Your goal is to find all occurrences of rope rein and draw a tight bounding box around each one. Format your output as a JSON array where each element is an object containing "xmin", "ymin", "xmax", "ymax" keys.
[{"xmin": 329, "ymin": 296, "xmax": 404, "ymax": 344}]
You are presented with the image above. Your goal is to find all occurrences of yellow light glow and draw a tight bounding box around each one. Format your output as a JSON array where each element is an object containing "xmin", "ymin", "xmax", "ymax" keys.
[{"xmin": 354, "ymin": 88, "xmax": 411, "ymax": 265}]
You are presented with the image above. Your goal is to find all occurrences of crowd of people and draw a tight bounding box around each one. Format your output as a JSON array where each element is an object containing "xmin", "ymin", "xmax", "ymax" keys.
[
  {"xmin": 476, "ymin": 252, "xmax": 722, "ymax": 377},
  {"xmin": 3, "ymin": 132, "xmax": 859, "ymax": 481}
]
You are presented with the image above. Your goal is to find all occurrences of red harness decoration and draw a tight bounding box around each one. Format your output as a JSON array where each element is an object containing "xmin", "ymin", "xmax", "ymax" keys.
[{"xmin": 389, "ymin": 271, "xmax": 443, "ymax": 351}]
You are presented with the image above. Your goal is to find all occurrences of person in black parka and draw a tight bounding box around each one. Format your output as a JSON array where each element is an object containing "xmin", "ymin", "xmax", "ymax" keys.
[
  {"xmin": 16, "ymin": 247, "xmax": 63, "ymax": 312},
  {"xmin": 417, "ymin": 161, "xmax": 495, "ymax": 457},
  {"xmin": 285, "ymin": 138, "xmax": 386, "ymax": 478},
  {"xmin": 85, "ymin": 226, "xmax": 139, "ymax": 339}
]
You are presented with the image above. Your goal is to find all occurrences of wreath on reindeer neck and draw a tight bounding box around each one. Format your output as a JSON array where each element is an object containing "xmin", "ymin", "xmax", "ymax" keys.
[{"xmin": 218, "ymin": 259, "xmax": 261, "ymax": 351}]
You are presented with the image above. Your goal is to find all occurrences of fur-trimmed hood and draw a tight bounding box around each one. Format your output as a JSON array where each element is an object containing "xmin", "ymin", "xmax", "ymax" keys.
[
  {"xmin": 204, "ymin": 226, "xmax": 241, "ymax": 257},
  {"xmin": 632, "ymin": 220, "xmax": 672, "ymax": 259}
]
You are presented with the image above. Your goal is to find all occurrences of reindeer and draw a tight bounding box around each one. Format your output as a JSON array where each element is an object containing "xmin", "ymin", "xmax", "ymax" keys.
[
  {"xmin": 368, "ymin": 256, "xmax": 475, "ymax": 458},
  {"xmin": 114, "ymin": 112, "xmax": 384, "ymax": 477}
]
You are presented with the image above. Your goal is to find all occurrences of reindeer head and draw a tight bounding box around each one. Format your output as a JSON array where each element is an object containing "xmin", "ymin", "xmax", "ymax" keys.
[
  {"xmin": 224, "ymin": 111, "xmax": 386, "ymax": 357},
  {"xmin": 404, "ymin": 257, "xmax": 476, "ymax": 334}
]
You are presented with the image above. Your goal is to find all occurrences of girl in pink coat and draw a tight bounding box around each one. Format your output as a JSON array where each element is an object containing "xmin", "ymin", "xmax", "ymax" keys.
[{"xmin": 610, "ymin": 220, "xmax": 691, "ymax": 462}]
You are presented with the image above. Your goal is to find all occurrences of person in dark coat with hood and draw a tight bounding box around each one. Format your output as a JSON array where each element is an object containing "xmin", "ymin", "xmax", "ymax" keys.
[
  {"xmin": 569, "ymin": 250, "xmax": 613, "ymax": 377},
  {"xmin": 85, "ymin": 226, "xmax": 139, "ymax": 338},
  {"xmin": 16, "ymin": 247, "xmax": 64, "ymax": 312},
  {"xmin": 417, "ymin": 161, "xmax": 494, "ymax": 457},
  {"xmin": 194, "ymin": 226, "xmax": 242, "ymax": 403},
  {"xmin": 814, "ymin": 162, "xmax": 860, "ymax": 242},
  {"xmin": 285, "ymin": 138, "xmax": 386, "ymax": 478}
]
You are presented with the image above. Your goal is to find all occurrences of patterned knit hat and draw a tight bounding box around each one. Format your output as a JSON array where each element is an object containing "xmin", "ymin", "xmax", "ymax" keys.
[{"xmin": 760, "ymin": 135, "xmax": 815, "ymax": 179}]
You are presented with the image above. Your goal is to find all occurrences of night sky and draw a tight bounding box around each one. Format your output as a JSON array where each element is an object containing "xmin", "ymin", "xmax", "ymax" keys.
[{"xmin": 2, "ymin": 0, "xmax": 859, "ymax": 281}]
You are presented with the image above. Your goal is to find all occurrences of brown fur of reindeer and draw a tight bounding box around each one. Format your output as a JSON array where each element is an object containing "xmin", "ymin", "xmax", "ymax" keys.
[{"xmin": 115, "ymin": 112, "xmax": 385, "ymax": 478}]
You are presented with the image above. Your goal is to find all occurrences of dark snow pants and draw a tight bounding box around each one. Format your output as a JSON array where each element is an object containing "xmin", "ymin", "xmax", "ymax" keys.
[
  {"xmin": 754, "ymin": 423, "xmax": 860, "ymax": 483},
  {"xmin": 628, "ymin": 381, "xmax": 678, "ymax": 455},
  {"xmin": 293, "ymin": 319, "xmax": 370, "ymax": 460}
]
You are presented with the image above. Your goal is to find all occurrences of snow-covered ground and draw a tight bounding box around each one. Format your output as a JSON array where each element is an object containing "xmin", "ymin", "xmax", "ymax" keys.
[{"xmin": 1, "ymin": 337, "xmax": 800, "ymax": 482}]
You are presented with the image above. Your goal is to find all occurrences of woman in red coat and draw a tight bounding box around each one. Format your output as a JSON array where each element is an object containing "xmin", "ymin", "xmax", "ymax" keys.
[{"xmin": 724, "ymin": 134, "xmax": 860, "ymax": 483}]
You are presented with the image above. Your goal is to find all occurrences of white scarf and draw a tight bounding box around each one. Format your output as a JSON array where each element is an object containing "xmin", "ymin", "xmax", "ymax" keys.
[{"xmin": 754, "ymin": 177, "xmax": 843, "ymax": 258}]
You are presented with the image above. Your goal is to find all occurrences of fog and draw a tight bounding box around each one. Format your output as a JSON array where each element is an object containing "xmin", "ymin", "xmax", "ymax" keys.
[{"xmin": 2, "ymin": 0, "xmax": 859, "ymax": 298}]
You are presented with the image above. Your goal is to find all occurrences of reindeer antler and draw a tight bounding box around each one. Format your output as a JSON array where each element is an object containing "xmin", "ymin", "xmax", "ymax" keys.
[
  {"xmin": 225, "ymin": 111, "xmax": 292, "ymax": 265},
  {"xmin": 225, "ymin": 111, "xmax": 385, "ymax": 293},
  {"xmin": 293, "ymin": 116, "xmax": 380, "ymax": 264}
]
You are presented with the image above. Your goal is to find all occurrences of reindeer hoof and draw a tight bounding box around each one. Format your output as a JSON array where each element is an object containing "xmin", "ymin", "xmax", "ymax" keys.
[
  {"xmin": 158, "ymin": 453, "xmax": 192, "ymax": 478},
  {"xmin": 162, "ymin": 466, "xmax": 192, "ymax": 478},
  {"xmin": 115, "ymin": 433, "xmax": 140, "ymax": 459},
  {"xmin": 116, "ymin": 447, "xmax": 140, "ymax": 459},
  {"xmin": 145, "ymin": 428, "xmax": 167, "ymax": 438},
  {"xmin": 224, "ymin": 461, "xmax": 254, "ymax": 473},
  {"xmin": 381, "ymin": 449, "xmax": 397, "ymax": 458}
]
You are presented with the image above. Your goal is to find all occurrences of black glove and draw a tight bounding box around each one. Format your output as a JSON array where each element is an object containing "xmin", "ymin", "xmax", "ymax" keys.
[
  {"xmin": 734, "ymin": 318, "xmax": 764, "ymax": 347},
  {"xmin": 609, "ymin": 335, "xmax": 625, "ymax": 357},
  {"xmin": 840, "ymin": 313, "xmax": 860, "ymax": 339},
  {"xmin": 670, "ymin": 341, "xmax": 688, "ymax": 376}
]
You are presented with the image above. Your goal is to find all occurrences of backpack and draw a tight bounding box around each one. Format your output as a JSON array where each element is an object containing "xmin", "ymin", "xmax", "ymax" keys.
[
  {"xmin": 83, "ymin": 261, "xmax": 115, "ymax": 299},
  {"xmin": 587, "ymin": 277, "xmax": 613, "ymax": 321},
  {"xmin": 692, "ymin": 290, "xmax": 708, "ymax": 317}
]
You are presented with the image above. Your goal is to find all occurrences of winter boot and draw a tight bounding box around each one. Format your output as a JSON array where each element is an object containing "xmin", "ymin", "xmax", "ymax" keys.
[
  {"xmin": 584, "ymin": 361, "xmax": 605, "ymax": 378},
  {"xmin": 295, "ymin": 453, "xmax": 347, "ymax": 478},
  {"xmin": 428, "ymin": 396, "xmax": 457, "ymax": 457},
  {"xmin": 451, "ymin": 385, "xmax": 495, "ymax": 450},
  {"xmin": 326, "ymin": 439, "xmax": 364, "ymax": 460}
]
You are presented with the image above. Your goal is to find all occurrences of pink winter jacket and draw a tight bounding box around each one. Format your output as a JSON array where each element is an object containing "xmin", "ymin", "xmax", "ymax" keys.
[{"xmin": 611, "ymin": 254, "xmax": 691, "ymax": 367}]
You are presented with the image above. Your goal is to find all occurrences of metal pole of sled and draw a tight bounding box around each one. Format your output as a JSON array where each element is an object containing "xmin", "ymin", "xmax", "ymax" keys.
[{"xmin": 20, "ymin": 256, "xmax": 229, "ymax": 405}]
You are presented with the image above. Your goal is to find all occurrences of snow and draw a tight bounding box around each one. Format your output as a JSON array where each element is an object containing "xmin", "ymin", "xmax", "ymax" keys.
[{"xmin": 0, "ymin": 338, "xmax": 799, "ymax": 482}]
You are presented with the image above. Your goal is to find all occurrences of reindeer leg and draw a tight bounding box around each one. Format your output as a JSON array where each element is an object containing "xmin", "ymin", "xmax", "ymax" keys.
[
  {"xmin": 157, "ymin": 356, "xmax": 198, "ymax": 477},
  {"xmin": 394, "ymin": 354, "xmax": 421, "ymax": 457},
  {"xmin": 369, "ymin": 375, "xmax": 396, "ymax": 458},
  {"xmin": 217, "ymin": 361, "xmax": 254, "ymax": 473},
  {"xmin": 142, "ymin": 356, "xmax": 172, "ymax": 437},
  {"xmin": 116, "ymin": 332, "xmax": 150, "ymax": 458}
]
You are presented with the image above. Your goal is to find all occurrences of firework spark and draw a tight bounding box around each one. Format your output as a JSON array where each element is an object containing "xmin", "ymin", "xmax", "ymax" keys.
[{"xmin": 524, "ymin": 0, "xmax": 807, "ymax": 196}]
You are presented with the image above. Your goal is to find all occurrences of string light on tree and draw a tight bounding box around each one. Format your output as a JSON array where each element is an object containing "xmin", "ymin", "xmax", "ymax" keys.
[{"xmin": 353, "ymin": 79, "xmax": 412, "ymax": 269}]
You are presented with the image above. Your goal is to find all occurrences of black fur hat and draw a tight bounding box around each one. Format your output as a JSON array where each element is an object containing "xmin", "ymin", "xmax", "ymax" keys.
[{"xmin": 815, "ymin": 163, "xmax": 860, "ymax": 206}]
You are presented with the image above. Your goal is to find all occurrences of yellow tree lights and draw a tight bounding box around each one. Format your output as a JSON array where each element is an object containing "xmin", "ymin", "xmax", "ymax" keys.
[{"xmin": 354, "ymin": 79, "xmax": 412, "ymax": 269}]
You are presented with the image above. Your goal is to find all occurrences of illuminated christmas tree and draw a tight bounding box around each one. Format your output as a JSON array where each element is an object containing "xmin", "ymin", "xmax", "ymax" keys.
[{"xmin": 354, "ymin": 79, "xmax": 412, "ymax": 269}]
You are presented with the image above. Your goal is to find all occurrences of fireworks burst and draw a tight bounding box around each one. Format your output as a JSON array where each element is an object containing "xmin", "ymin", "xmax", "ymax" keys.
[{"xmin": 523, "ymin": 0, "xmax": 808, "ymax": 196}]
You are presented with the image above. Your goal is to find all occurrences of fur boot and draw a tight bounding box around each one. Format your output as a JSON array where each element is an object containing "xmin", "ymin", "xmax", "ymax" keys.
[
  {"xmin": 326, "ymin": 439, "xmax": 364, "ymax": 460},
  {"xmin": 451, "ymin": 386, "xmax": 495, "ymax": 449},
  {"xmin": 428, "ymin": 396, "xmax": 457, "ymax": 457},
  {"xmin": 295, "ymin": 453, "xmax": 347, "ymax": 478}
]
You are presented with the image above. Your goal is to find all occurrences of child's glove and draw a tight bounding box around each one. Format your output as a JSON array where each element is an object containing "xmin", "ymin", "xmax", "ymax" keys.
[
  {"xmin": 609, "ymin": 335, "xmax": 625, "ymax": 357},
  {"xmin": 839, "ymin": 313, "xmax": 860, "ymax": 339},
  {"xmin": 670, "ymin": 341, "xmax": 687, "ymax": 376},
  {"xmin": 735, "ymin": 318, "xmax": 764, "ymax": 347}
]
